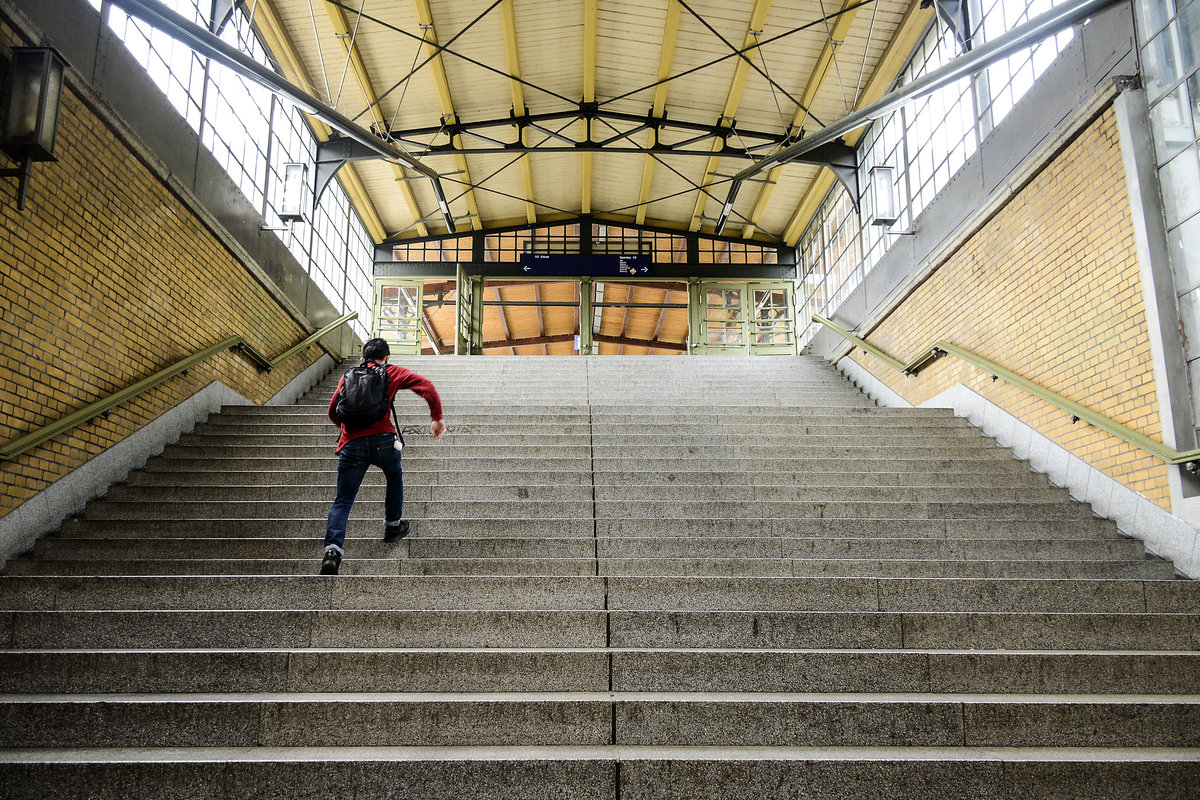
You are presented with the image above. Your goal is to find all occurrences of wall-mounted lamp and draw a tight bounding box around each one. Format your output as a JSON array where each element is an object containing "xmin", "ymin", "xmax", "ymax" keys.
[
  {"xmin": 1, "ymin": 47, "xmax": 67, "ymax": 211},
  {"xmin": 263, "ymin": 162, "xmax": 308, "ymax": 232},
  {"xmin": 868, "ymin": 164, "xmax": 916, "ymax": 236},
  {"xmin": 868, "ymin": 165, "xmax": 898, "ymax": 227},
  {"xmin": 278, "ymin": 162, "xmax": 308, "ymax": 222}
]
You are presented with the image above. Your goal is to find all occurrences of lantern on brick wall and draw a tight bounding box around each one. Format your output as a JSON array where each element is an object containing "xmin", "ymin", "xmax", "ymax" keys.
[{"xmin": 1, "ymin": 47, "xmax": 68, "ymax": 210}]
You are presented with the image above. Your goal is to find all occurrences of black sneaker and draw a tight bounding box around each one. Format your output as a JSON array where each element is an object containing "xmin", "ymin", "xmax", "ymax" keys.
[
  {"xmin": 320, "ymin": 548, "xmax": 341, "ymax": 575},
  {"xmin": 383, "ymin": 520, "xmax": 412, "ymax": 542}
]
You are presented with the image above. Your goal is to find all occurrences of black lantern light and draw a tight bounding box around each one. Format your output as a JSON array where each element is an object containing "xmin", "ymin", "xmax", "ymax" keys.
[{"xmin": 1, "ymin": 47, "xmax": 68, "ymax": 210}]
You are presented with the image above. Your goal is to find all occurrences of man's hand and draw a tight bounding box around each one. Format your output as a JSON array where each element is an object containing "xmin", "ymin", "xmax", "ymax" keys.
[{"xmin": 431, "ymin": 419, "xmax": 447, "ymax": 442}]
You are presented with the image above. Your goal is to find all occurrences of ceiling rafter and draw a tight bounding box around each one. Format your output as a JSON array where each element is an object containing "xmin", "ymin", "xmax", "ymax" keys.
[
  {"xmin": 324, "ymin": 1, "xmax": 430, "ymax": 237},
  {"xmin": 493, "ymin": 286, "xmax": 515, "ymax": 354},
  {"xmin": 413, "ymin": 0, "xmax": 483, "ymax": 230},
  {"xmin": 782, "ymin": 0, "xmax": 930, "ymax": 244},
  {"xmin": 635, "ymin": 0, "xmax": 682, "ymax": 226},
  {"xmin": 582, "ymin": 0, "xmax": 599, "ymax": 216},
  {"xmin": 500, "ymin": 0, "xmax": 537, "ymax": 225},
  {"xmin": 739, "ymin": 0, "xmax": 862, "ymax": 239},
  {"xmin": 687, "ymin": 0, "xmax": 774, "ymax": 232}
]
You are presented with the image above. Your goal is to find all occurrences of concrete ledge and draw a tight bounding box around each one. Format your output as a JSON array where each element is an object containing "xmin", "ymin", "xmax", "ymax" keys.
[
  {"xmin": 266, "ymin": 355, "xmax": 337, "ymax": 407},
  {"xmin": 837, "ymin": 358, "xmax": 1200, "ymax": 579},
  {"xmin": 0, "ymin": 381, "xmax": 250, "ymax": 570}
]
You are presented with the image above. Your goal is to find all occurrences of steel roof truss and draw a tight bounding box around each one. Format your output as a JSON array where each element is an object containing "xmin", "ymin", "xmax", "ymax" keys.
[{"xmin": 376, "ymin": 109, "xmax": 807, "ymax": 160}]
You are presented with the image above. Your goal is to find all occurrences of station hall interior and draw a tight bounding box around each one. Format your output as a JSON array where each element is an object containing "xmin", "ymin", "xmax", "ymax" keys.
[{"xmin": 5, "ymin": 0, "xmax": 1200, "ymax": 793}]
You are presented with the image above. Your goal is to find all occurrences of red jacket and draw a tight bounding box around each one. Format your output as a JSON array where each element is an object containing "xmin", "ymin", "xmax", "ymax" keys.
[{"xmin": 328, "ymin": 361, "xmax": 443, "ymax": 452}]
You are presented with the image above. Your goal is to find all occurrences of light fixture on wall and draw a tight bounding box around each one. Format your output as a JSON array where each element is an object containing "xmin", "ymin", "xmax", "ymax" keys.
[
  {"xmin": 1, "ymin": 47, "xmax": 67, "ymax": 211},
  {"xmin": 868, "ymin": 165, "xmax": 898, "ymax": 227},
  {"xmin": 868, "ymin": 164, "xmax": 915, "ymax": 236},
  {"xmin": 278, "ymin": 162, "xmax": 307, "ymax": 222},
  {"xmin": 262, "ymin": 162, "xmax": 307, "ymax": 232}
]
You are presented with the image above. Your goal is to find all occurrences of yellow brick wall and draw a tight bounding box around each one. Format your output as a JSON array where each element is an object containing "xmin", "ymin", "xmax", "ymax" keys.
[
  {"xmin": 0, "ymin": 26, "xmax": 336, "ymax": 517},
  {"xmin": 846, "ymin": 105, "xmax": 1171, "ymax": 508}
]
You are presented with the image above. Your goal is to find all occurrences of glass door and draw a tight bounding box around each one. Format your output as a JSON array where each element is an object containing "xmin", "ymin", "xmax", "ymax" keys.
[
  {"xmin": 696, "ymin": 284, "xmax": 748, "ymax": 354},
  {"xmin": 692, "ymin": 281, "xmax": 796, "ymax": 355},
  {"xmin": 749, "ymin": 284, "xmax": 796, "ymax": 355},
  {"xmin": 374, "ymin": 279, "xmax": 424, "ymax": 356}
]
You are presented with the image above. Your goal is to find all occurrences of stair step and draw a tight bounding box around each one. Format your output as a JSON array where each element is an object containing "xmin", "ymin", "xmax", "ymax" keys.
[
  {"xmin": 3, "ymin": 648, "xmax": 1199, "ymax": 694},
  {"xmin": 5, "ymin": 557, "xmax": 1175, "ymax": 580},
  {"xmin": 4, "ymin": 745, "xmax": 1198, "ymax": 800},
  {"xmin": 22, "ymin": 535, "xmax": 1146, "ymax": 561},
  {"xmin": 4, "ymin": 691, "xmax": 1199, "ymax": 748},
  {"xmin": 0, "ymin": 575, "xmax": 1193, "ymax": 612},
  {"xmin": 52, "ymin": 516, "xmax": 1121, "ymax": 539},
  {"xmin": 8, "ymin": 608, "xmax": 1200, "ymax": 650}
]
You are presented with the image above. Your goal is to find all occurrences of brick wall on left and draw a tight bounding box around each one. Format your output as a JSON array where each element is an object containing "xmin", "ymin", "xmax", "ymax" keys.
[{"xmin": 0, "ymin": 23, "xmax": 329, "ymax": 517}]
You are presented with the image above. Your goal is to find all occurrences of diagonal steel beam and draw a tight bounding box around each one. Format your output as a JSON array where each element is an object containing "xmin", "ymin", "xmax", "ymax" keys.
[
  {"xmin": 413, "ymin": 0, "xmax": 483, "ymax": 230},
  {"xmin": 325, "ymin": 0, "xmax": 576, "ymax": 122},
  {"xmin": 248, "ymin": 0, "xmax": 387, "ymax": 240},
  {"xmin": 636, "ymin": 0, "xmax": 683, "ymax": 226},
  {"xmin": 324, "ymin": 0, "xmax": 429, "ymax": 235},
  {"xmin": 783, "ymin": 0, "xmax": 928, "ymax": 244},
  {"xmin": 106, "ymin": 0, "xmax": 457, "ymax": 232},
  {"xmin": 715, "ymin": 0, "xmax": 1124, "ymax": 233},
  {"xmin": 740, "ymin": 0, "xmax": 862, "ymax": 239},
  {"xmin": 688, "ymin": 0, "xmax": 774, "ymax": 232},
  {"xmin": 500, "ymin": 0, "xmax": 537, "ymax": 225},
  {"xmin": 676, "ymin": 0, "xmax": 816, "ymax": 125}
]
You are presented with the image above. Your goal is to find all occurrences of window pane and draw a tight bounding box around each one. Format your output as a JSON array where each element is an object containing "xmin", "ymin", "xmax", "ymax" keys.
[
  {"xmin": 1151, "ymin": 81, "xmax": 1196, "ymax": 164},
  {"xmin": 1162, "ymin": 146, "xmax": 1200, "ymax": 226}
]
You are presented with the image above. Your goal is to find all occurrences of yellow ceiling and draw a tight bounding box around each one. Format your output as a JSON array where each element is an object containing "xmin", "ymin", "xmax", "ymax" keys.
[{"xmin": 252, "ymin": 0, "xmax": 931, "ymax": 247}]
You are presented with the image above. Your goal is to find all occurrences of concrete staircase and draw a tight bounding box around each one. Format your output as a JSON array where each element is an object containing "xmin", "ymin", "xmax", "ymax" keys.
[{"xmin": 2, "ymin": 354, "xmax": 1199, "ymax": 797}]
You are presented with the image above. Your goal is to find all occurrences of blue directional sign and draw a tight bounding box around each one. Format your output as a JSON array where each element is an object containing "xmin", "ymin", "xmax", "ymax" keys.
[{"xmin": 519, "ymin": 253, "xmax": 651, "ymax": 277}]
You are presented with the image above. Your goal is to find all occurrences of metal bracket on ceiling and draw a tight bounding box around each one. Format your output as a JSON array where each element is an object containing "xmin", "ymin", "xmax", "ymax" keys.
[
  {"xmin": 922, "ymin": 0, "xmax": 974, "ymax": 52},
  {"xmin": 314, "ymin": 137, "xmax": 379, "ymax": 206},
  {"xmin": 210, "ymin": 0, "xmax": 236, "ymax": 35},
  {"xmin": 713, "ymin": 139, "xmax": 859, "ymax": 234},
  {"xmin": 805, "ymin": 140, "xmax": 861, "ymax": 215}
]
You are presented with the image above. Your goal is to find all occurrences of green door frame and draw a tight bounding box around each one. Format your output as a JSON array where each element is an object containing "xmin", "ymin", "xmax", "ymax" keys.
[
  {"xmin": 373, "ymin": 278, "xmax": 425, "ymax": 355},
  {"xmin": 407, "ymin": 271, "xmax": 796, "ymax": 356},
  {"xmin": 689, "ymin": 280, "xmax": 797, "ymax": 355}
]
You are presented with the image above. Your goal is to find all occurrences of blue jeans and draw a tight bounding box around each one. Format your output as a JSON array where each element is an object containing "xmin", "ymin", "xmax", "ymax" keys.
[{"xmin": 324, "ymin": 433, "xmax": 404, "ymax": 553}]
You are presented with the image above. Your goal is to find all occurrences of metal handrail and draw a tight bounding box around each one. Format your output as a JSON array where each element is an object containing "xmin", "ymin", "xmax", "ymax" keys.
[
  {"xmin": 0, "ymin": 312, "xmax": 357, "ymax": 461},
  {"xmin": 813, "ymin": 313, "xmax": 1200, "ymax": 470}
]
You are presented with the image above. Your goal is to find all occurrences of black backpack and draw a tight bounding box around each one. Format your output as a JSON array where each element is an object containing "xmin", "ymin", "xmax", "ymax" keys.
[{"xmin": 334, "ymin": 362, "xmax": 392, "ymax": 430}]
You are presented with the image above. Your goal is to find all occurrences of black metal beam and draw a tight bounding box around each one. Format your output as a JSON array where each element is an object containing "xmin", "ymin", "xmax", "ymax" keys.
[
  {"xmin": 372, "ymin": 107, "xmax": 809, "ymax": 162},
  {"xmin": 379, "ymin": 214, "xmax": 787, "ymax": 249},
  {"xmin": 595, "ymin": 334, "xmax": 687, "ymax": 352},
  {"xmin": 373, "ymin": 260, "xmax": 793, "ymax": 281}
]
